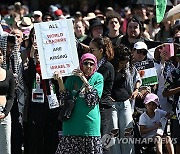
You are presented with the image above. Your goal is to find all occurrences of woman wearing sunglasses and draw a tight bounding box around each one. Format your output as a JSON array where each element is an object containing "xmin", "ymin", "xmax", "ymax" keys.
[
  {"xmin": 132, "ymin": 41, "xmax": 158, "ymax": 92},
  {"xmin": 54, "ymin": 53, "xmax": 104, "ymax": 154}
]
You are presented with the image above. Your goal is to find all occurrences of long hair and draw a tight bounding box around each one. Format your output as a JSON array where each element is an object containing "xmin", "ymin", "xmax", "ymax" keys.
[
  {"xmin": 126, "ymin": 17, "xmax": 143, "ymax": 39},
  {"xmin": 91, "ymin": 36, "xmax": 114, "ymax": 61},
  {"xmin": 113, "ymin": 44, "xmax": 133, "ymax": 73},
  {"xmin": 0, "ymin": 34, "xmax": 20, "ymax": 74}
]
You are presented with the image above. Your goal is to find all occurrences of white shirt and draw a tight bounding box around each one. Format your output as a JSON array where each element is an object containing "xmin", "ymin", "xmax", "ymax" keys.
[{"xmin": 139, "ymin": 109, "xmax": 167, "ymax": 138}]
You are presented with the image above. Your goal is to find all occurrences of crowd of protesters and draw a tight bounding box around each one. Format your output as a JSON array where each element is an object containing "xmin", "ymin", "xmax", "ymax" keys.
[{"xmin": 0, "ymin": 1, "xmax": 180, "ymax": 154}]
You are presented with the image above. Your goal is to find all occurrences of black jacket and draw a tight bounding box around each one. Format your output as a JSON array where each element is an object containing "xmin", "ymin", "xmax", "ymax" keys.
[{"xmin": 97, "ymin": 61, "xmax": 115, "ymax": 107}]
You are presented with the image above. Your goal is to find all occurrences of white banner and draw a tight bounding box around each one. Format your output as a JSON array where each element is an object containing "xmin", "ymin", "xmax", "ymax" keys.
[{"xmin": 34, "ymin": 19, "xmax": 79, "ymax": 79}]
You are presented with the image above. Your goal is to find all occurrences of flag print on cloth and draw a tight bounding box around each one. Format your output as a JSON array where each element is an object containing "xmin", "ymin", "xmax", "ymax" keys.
[{"xmin": 135, "ymin": 60, "xmax": 158, "ymax": 86}]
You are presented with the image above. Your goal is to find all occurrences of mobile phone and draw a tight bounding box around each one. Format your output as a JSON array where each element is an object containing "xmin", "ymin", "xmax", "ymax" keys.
[{"xmin": 161, "ymin": 43, "xmax": 174, "ymax": 60}]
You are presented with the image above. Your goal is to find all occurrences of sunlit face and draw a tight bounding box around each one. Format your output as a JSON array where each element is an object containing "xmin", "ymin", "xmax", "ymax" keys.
[
  {"xmin": 43, "ymin": 15, "xmax": 53, "ymax": 22},
  {"xmin": 0, "ymin": 49, "xmax": 3, "ymax": 64},
  {"xmin": 118, "ymin": 60, "xmax": 128, "ymax": 70},
  {"xmin": 74, "ymin": 21, "xmax": 85, "ymax": 38},
  {"xmin": 33, "ymin": 15, "xmax": 42, "ymax": 23},
  {"xmin": 127, "ymin": 21, "xmax": 140, "ymax": 38},
  {"xmin": 133, "ymin": 49, "xmax": 147, "ymax": 62},
  {"xmin": 91, "ymin": 26, "xmax": 103, "ymax": 38},
  {"xmin": 145, "ymin": 101, "xmax": 157, "ymax": 112},
  {"xmin": 81, "ymin": 59, "xmax": 95, "ymax": 76},
  {"xmin": 11, "ymin": 29, "xmax": 23, "ymax": 45},
  {"xmin": 89, "ymin": 42, "xmax": 103, "ymax": 61},
  {"xmin": 107, "ymin": 18, "xmax": 121, "ymax": 32}
]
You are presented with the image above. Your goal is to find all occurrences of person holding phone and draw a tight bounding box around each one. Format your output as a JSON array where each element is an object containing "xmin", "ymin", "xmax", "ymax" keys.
[{"xmin": 154, "ymin": 43, "xmax": 175, "ymax": 113}]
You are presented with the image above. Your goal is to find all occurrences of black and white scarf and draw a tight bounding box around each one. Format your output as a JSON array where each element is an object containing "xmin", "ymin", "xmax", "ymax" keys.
[
  {"xmin": 97, "ymin": 56, "xmax": 107, "ymax": 70},
  {"xmin": 0, "ymin": 34, "xmax": 20, "ymax": 75},
  {"xmin": 0, "ymin": 34, "xmax": 25, "ymax": 123}
]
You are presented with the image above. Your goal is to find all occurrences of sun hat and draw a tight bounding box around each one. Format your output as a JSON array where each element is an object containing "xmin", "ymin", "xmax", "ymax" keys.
[
  {"xmin": 17, "ymin": 17, "xmax": 33, "ymax": 30},
  {"xmin": 134, "ymin": 41, "xmax": 148, "ymax": 50},
  {"xmin": 143, "ymin": 93, "xmax": 159, "ymax": 106},
  {"xmin": 83, "ymin": 12, "xmax": 96, "ymax": 21}
]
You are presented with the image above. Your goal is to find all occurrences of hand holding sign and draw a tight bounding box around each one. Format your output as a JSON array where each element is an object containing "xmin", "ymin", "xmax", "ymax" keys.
[
  {"xmin": 154, "ymin": 43, "xmax": 174, "ymax": 62},
  {"xmin": 34, "ymin": 19, "xmax": 79, "ymax": 79}
]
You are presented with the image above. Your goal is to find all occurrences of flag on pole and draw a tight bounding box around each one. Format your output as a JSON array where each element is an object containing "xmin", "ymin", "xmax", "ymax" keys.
[{"xmin": 156, "ymin": 0, "xmax": 167, "ymax": 23}]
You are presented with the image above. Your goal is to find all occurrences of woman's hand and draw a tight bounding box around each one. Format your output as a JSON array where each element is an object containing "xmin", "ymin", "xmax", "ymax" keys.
[
  {"xmin": 130, "ymin": 89, "xmax": 139, "ymax": 100},
  {"xmin": 73, "ymin": 69, "xmax": 84, "ymax": 78},
  {"xmin": 53, "ymin": 70, "xmax": 62, "ymax": 81},
  {"xmin": 0, "ymin": 112, "xmax": 5, "ymax": 119},
  {"xmin": 73, "ymin": 69, "xmax": 89, "ymax": 87},
  {"xmin": 54, "ymin": 71, "xmax": 65, "ymax": 91},
  {"xmin": 160, "ymin": 48, "xmax": 166, "ymax": 64}
]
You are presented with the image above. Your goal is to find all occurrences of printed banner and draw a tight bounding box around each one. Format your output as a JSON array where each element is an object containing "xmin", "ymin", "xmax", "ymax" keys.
[
  {"xmin": 135, "ymin": 60, "xmax": 158, "ymax": 86},
  {"xmin": 34, "ymin": 19, "xmax": 79, "ymax": 79}
]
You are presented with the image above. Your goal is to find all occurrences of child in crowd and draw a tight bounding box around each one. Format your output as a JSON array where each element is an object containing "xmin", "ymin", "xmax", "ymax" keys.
[{"xmin": 139, "ymin": 93, "xmax": 174, "ymax": 154}]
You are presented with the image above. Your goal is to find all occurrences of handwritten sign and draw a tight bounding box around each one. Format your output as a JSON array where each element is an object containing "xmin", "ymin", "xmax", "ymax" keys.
[{"xmin": 34, "ymin": 19, "xmax": 79, "ymax": 79}]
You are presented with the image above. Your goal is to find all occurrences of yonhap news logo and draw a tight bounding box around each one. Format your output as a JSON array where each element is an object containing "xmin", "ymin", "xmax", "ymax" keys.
[{"xmin": 101, "ymin": 134, "xmax": 177, "ymax": 149}]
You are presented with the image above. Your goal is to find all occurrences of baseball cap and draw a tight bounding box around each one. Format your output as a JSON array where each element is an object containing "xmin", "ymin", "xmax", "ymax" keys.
[
  {"xmin": 134, "ymin": 41, "xmax": 148, "ymax": 50},
  {"xmin": 33, "ymin": 11, "xmax": 42, "ymax": 17},
  {"xmin": 54, "ymin": 9, "xmax": 63, "ymax": 16},
  {"xmin": 143, "ymin": 93, "xmax": 159, "ymax": 106}
]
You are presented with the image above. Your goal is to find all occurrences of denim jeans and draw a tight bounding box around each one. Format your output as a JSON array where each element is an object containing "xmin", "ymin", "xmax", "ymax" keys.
[
  {"xmin": 0, "ymin": 106, "xmax": 11, "ymax": 154},
  {"xmin": 108, "ymin": 99, "xmax": 135, "ymax": 154}
]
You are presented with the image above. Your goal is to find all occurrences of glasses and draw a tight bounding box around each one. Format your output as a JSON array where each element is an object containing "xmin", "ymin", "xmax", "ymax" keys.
[
  {"xmin": 136, "ymin": 49, "xmax": 147, "ymax": 55},
  {"xmin": 43, "ymin": 17, "xmax": 52, "ymax": 21},
  {"xmin": 83, "ymin": 61, "xmax": 95, "ymax": 66}
]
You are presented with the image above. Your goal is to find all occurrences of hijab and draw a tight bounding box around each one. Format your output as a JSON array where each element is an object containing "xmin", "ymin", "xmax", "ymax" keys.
[{"xmin": 80, "ymin": 53, "xmax": 97, "ymax": 78}]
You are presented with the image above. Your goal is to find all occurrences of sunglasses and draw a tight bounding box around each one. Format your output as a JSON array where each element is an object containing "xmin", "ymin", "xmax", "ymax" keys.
[
  {"xmin": 83, "ymin": 61, "xmax": 95, "ymax": 66},
  {"xmin": 136, "ymin": 49, "xmax": 147, "ymax": 55},
  {"xmin": 43, "ymin": 17, "xmax": 52, "ymax": 20}
]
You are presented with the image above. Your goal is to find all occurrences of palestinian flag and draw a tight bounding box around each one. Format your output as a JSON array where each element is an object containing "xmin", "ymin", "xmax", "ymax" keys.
[{"xmin": 135, "ymin": 60, "xmax": 158, "ymax": 86}]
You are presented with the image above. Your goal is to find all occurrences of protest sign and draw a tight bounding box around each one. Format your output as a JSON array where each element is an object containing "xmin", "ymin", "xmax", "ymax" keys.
[
  {"xmin": 134, "ymin": 60, "xmax": 158, "ymax": 86},
  {"xmin": 34, "ymin": 19, "xmax": 79, "ymax": 79}
]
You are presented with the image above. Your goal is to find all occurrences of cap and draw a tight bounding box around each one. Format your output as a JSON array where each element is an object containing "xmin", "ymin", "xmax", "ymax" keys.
[
  {"xmin": 143, "ymin": 93, "xmax": 159, "ymax": 105},
  {"xmin": 134, "ymin": 41, "xmax": 148, "ymax": 50},
  {"xmin": 49, "ymin": 5, "xmax": 58, "ymax": 12},
  {"xmin": 54, "ymin": 9, "xmax": 63, "ymax": 16},
  {"xmin": 33, "ymin": 11, "xmax": 42, "ymax": 17},
  {"xmin": 106, "ymin": 7, "xmax": 114, "ymax": 11},
  {"xmin": 89, "ymin": 18, "xmax": 103, "ymax": 29},
  {"xmin": 75, "ymin": 11, "xmax": 82, "ymax": 16}
]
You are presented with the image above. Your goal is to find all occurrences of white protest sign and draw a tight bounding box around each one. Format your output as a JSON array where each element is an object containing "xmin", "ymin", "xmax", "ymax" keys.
[{"xmin": 34, "ymin": 19, "xmax": 79, "ymax": 79}]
